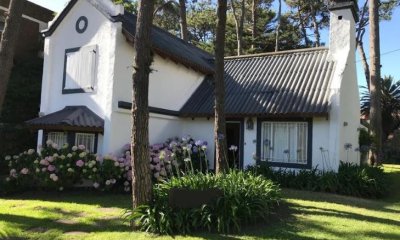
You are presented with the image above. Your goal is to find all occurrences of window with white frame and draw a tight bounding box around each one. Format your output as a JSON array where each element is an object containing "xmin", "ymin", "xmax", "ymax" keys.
[
  {"xmin": 47, "ymin": 132, "xmax": 68, "ymax": 148},
  {"xmin": 75, "ymin": 133, "xmax": 95, "ymax": 152},
  {"xmin": 261, "ymin": 121, "xmax": 308, "ymax": 164},
  {"xmin": 63, "ymin": 45, "xmax": 97, "ymax": 93}
]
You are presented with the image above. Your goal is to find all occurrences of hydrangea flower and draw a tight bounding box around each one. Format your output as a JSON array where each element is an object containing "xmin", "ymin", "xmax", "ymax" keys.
[
  {"xmin": 76, "ymin": 160, "xmax": 84, "ymax": 167},
  {"xmin": 20, "ymin": 168, "xmax": 29, "ymax": 175},
  {"xmin": 47, "ymin": 165, "xmax": 56, "ymax": 172},
  {"xmin": 50, "ymin": 174, "xmax": 58, "ymax": 182}
]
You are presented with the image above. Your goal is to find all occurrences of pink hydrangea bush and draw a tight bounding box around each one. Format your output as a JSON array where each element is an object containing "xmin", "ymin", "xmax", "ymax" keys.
[
  {"xmin": 3, "ymin": 140, "xmax": 132, "ymax": 193},
  {"xmin": 2, "ymin": 135, "xmax": 208, "ymax": 193}
]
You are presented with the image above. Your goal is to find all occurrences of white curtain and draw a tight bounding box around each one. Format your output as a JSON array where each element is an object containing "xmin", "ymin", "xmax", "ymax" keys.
[
  {"xmin": 47, "ymin": 132, "xmax": 68, "ymax": 148},
  {"xmin": 261, "ymin": 122, "xmax": 308, "ymax": 164},
  {"xmin": 75, "ymin": 133, "xmax": 95, "ymax": 152}
]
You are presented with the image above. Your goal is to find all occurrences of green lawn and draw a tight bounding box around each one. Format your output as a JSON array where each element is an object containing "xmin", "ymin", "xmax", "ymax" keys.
[{"xmin": 0, "ymin": 164, "xmax": 399, "ymax": 240}]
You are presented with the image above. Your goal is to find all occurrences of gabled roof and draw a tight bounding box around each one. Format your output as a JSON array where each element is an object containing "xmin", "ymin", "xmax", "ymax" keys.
[
  {"xmin": 26, "ymin": 106, "xmax": 104, "ymax": 133},
  {"xmin": 115, "ymin": 12, "xmax": 214, "ymax": 74},
  {"xmin": 181, "ymin": 48, "xmax": 335, "ymax": 117},
  {"xmin": 42, "ymin": 0, "xmax": 214, "ymax": 74}
]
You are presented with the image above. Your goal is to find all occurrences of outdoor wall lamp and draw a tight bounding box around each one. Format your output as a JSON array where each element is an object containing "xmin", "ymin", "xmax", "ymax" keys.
[{"xmin": 246, "ymin": 118, "xmax": 254, "ymax": 130}]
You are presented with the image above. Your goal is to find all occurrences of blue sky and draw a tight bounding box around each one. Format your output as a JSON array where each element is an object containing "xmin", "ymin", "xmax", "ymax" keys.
[{"xmin": 29, "ymin": 0, "xmax": 400, "ymax": 87}]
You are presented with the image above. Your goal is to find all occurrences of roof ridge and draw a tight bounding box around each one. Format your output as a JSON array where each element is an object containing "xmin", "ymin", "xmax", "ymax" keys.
[{"xmin": 224, "ymin": 47, "xmax": 329, "ymax": 60}]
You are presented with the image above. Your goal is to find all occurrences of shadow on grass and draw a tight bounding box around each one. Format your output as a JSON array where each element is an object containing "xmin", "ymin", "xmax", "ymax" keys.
[
  {"xmin": 0, "ymin": 212, "xmax": 130, "ymax": 234},
  {"xmin": 284, "ymin": 187, "xmax": 400, "ymax": 214},
  {"xmin": 2, "ymin": 189, "xmax": 130, "ymax": 209}
]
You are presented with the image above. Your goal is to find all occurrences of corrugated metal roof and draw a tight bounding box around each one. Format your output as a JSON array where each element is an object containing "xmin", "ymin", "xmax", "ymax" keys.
[
  {"xmin": 115, "ymin": 12, "xmax": 215, "ymax": 74},
  {"xmin": 26, "ymin": 106, "xmax": 104, "ymax": 132},
  {"xmin": 181, "ymin": 48, "xmax": 335, "ymax": 117}
]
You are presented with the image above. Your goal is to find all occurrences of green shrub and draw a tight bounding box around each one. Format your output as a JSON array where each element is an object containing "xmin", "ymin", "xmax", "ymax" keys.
[
  {"xmin": 248, "ymin": 162, "xmax": 388, "ymax": 198},
  {"xmin": 126, "ymin": 171, "xmax": 281, "ymax": 234}
]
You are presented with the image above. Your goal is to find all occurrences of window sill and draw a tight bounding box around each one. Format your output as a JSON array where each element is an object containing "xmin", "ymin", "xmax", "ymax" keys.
[{"xmin": 259, "ymin": 161, "xmax": 312, "ymax": 169}]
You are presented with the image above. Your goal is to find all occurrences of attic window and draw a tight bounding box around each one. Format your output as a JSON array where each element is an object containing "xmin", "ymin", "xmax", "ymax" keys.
[
  {"xmin": 63, "ymin": 45, "xmax": 98, "ymax": 94},
  {"xmin": 338, "ymin": 16, "xmax": 343, "ymax": 20}
]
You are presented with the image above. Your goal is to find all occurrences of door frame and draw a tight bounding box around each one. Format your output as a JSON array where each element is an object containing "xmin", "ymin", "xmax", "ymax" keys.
[{"xmin": 213, "ymin": 119, "xmax": 244, "ymax": 170}]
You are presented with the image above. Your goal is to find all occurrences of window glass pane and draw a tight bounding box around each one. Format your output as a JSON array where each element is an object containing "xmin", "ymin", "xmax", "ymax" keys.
[
  {"xmin": 261, "ymin": 121, "xmax": 308, "ymax": 164},
  {"xmin": 47, "ymin": 132, "xmax": 68, "ymax": 149},
  {"xmin": 64, "ymin": 45, "xmax": 97, "ymax": 91},
  {"xmin": 75, "ymin": 133, "xmax": 95, "ymax": 152}
]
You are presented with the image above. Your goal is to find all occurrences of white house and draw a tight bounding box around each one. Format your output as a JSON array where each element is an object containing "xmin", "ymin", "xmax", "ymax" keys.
[{"xmin": 27, "ymin": 0, "xmax": 360, "ymax": 172}]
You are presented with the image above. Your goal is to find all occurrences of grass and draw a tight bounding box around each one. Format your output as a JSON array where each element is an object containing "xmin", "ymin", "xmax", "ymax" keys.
[{"xmin": 0, "ymin": 165, "xmax": 399, "ymax": 240}]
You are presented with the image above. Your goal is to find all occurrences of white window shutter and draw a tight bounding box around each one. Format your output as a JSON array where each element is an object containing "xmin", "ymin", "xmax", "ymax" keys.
[{"xmin": 64, "ymin": 45, "xmax": 97, "ymax": 92}]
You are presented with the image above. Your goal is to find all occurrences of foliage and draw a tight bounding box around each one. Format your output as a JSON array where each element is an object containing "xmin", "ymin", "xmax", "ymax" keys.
[
  {"xmin": 125, "ymin": 171, "xmax": 281, "ymax": 234},
  {"xmin": 0, "ymin": 57, "xmax": 43, "ymax": 173},
  {"xmin": 360, "ymin": 75, "xmax": 400, "ymax": 140},
  {"xmin": 1, "ymin": 135, "xmax": 210, "ymax": 194},
  {"xmin": 112, "ymin": 0, "xmax": 137, "ymax": 14},
  {"xmin": 248, "ymin": 161, "xmax": 389, "ymax": 198},
  {"xmin": 1, "ymin": 141, "xmax": 133, "ymax": 194},
  {"xmin": 359, "ymin": 127, "xmax": 374, "ymax": 158},
  {"xmin": 147, "ymin": 135, "xmax": 209, "ymax": 182}
]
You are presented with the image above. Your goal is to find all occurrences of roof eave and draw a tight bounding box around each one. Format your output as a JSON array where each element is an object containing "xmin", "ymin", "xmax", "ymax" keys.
[
  {"xmin": 25, "ymin": 124, "xmax": 104, "ymax": 133},
  {"xmin": 180, "ymin": 112, "xmax": 330, "ymax": 119}
]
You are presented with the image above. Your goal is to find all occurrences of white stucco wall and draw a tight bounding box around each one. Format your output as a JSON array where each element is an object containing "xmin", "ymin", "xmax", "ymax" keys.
[
  {"xmin": 103, "ymin": 18, "xmax": 207, "ymax": 155},
  {"xmin": 312, "ymin": 117, "xmax": 332, "ymax": 171},
  {"xmin": 112, "ymin": 28, "xmax": 205, "ymax": 111},
  {"xmin": 39, "ymin": 0, "xmax": 119, "ymax": 138},
  {"xmin": 107, "ymin": 108, "xmax": 215, "ymax": 168}
]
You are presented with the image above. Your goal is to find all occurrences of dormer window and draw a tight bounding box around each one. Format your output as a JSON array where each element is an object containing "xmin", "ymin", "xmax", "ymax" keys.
[{"xmin": 62, "ymin": 45, "xmax": 98, "ymax": 94}]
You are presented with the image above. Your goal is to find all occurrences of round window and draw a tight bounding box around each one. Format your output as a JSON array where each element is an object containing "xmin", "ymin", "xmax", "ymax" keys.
[{"xmin": 76, "ymin": 16, "xmax": 88, "ymax": 34}]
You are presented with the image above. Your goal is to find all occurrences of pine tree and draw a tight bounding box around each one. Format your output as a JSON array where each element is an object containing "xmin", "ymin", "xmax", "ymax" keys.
[{"xmin": 131, "ymin": 0, "xmax": 155, "ymax": 209}]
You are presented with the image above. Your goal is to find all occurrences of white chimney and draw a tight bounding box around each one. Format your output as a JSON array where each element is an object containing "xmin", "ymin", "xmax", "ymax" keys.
[{"xmin": 328, "ymin": 0, "xmax": 358, "ymax": 60}]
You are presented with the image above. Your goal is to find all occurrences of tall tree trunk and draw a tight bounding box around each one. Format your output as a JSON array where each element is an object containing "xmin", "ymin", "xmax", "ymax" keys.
[
  {"xmin": 356, "ymin": 0, "xmax": 370, "ymax": 89},
  {"xmin": 369, "ymin": 0, "xmax": 383, "ymax": 166},
  {"xmin": 131, "ymin": 0, "xmax": 155, "ymax": 209},
  {"xmin": 0, "ymin": 0, "xmax": 25, "ymax": 115},
  {"xmin": 251, "ymin": 0, "xmax": 258, "ymax": 50},
  {"xmin": 178, "ymin": 0, "xmax": 188, "ymax": 41},
  {"xmin": 297, "ymin": 6, "xmax": 309, "ymax": 47},
  {"xmin": 310, "ymin": 5, "xmax": 320, "ymax": 47},
  {"xmin": 357, "ymin": 36, "xmax": 370, "ymax": 89},
  {"xmin": 275, "ymin": 0, "xmax": 282, "ymax": 52},
  {"xmin": 215, "ymin": 0, "xmax": 228, "ymax": 173},
  {"xmin": 230, "ymin": 0, "xmax": 245, "ymax": 56}
]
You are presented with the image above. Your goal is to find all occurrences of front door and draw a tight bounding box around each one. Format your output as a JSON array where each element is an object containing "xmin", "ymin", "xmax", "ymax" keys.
[{"xmin": 226, "ymin": 121, "xmax": 243, "ymax": 169}]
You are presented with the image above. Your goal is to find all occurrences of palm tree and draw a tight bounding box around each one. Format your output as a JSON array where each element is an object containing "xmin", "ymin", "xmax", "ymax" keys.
[
  {"xmin": 361, "ymin": 76, "xmax": 400, "ymax": 142},
  {"xmin": 130, "ymin": 0, "xmax": 155, "ymax": 209},
  {"xmin": 0, "ymin": 0, "xmax": 25, "ymax": 115}
]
